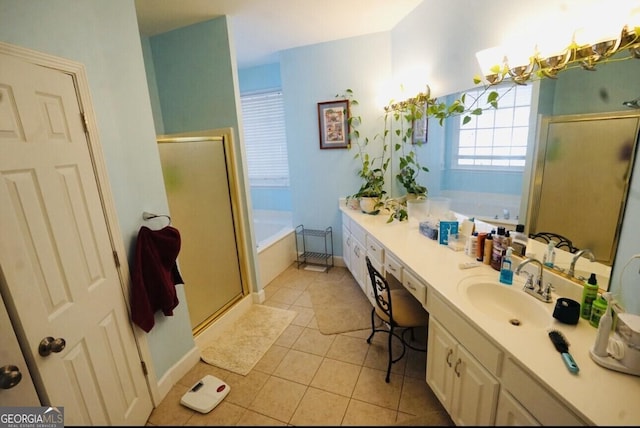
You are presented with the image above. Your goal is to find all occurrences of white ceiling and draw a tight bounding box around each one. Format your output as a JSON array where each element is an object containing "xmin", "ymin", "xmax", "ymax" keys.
[{"xmin": 134, "ymin": 0, "xmax": 423, "ymax": 68}]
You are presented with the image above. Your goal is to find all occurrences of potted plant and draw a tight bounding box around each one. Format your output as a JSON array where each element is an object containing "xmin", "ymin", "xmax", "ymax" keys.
[{"xmin": 339, "ymin": 89, "xmax": 390, "ymax": 215}]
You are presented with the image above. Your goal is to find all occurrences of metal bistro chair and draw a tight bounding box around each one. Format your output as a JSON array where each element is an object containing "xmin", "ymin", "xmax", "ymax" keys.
[{"xmin": 365, "ymin": 256, "xmax": 429, "ymax": 383}]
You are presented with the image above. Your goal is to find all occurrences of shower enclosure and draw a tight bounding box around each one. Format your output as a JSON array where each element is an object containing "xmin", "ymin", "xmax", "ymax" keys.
[{"xmin": 157, "ymin": 128, "xmax": 250, "ymax": 335}]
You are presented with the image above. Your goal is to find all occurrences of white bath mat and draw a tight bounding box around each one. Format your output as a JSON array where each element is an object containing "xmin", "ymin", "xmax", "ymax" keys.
[{"xmin": 200, "ymin": 305, "xmax": 296, "ymax": 376}]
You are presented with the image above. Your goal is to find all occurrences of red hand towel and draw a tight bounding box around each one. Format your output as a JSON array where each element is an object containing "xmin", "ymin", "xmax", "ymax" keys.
[{"xmin": 131, "ymin": 225, "xmax": 183, "ymax": 332}]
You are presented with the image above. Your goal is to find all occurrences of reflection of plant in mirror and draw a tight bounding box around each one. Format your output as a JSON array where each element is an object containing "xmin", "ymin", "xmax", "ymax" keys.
[
  {"xmin": 385, "ymin": 101, "xmax": 429, "ymax": 197},
  {"xmin": 339, "ymin": 82, "xmax": 513, "ymax": 221}
]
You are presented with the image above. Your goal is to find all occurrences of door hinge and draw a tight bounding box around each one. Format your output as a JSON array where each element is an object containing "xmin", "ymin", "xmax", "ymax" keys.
[
  {"xmin": 141, "ymin": 361, "xmax": 148, "ymax": 376},
  {"xmin": 113, "ymin": 251, "xmax": 120, "ymax": 267}
]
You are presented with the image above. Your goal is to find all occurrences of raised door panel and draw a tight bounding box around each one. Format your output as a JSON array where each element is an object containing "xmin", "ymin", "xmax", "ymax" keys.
[
  {"xmin": 451, "ymin": 345, "xmax": 499, "ymax": 426},
  {"xmin": 426, "ymin": 319, "xmax": 456, "ymax": 411},
  {"xmin": 350, "ymin": 235, "xmax": 366, "ymax": 293},
  {"xmin": 0, "ymin": 49, "xmax": 152, "ymax": 425},
  {"xmin": 342, "ymin": 224, "xmax": 351, "ymax": 271},
  {"xmin": 495, "ymin": 389, "xmax": 540, "ymax": 426}
]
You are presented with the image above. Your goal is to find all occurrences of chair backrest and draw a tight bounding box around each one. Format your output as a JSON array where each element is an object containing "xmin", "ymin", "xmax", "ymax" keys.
[
  {"xmin": 528, "ymin": 231, "xmax": 579, "ymax": 253},
  {"xmin": 365, "ymin": 256, "xmax": 393, "ymax": 321}
]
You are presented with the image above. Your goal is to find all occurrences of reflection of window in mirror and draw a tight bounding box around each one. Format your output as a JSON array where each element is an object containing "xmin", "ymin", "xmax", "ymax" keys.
[
  {"xmin": 441, "ymin": 85, "xmax": 533, "ymax": 223},
  {"xmin": 453, "ymin": 85, "xmax": 532, "ymax": 169}
]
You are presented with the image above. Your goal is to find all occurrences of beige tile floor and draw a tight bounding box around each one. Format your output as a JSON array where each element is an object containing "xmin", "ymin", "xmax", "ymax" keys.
[{"xmin": 146, "ymin": 263, "xmax": 453, "ymax": 426}]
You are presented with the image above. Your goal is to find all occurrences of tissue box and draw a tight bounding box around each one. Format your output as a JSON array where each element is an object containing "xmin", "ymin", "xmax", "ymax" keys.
[
  {"xmin": 439, "ymin": 221, "xmax": 459, "ymax": 245},
  {"xmin": 419, "ymin": 221, "xmax": 438, "ymax": 240}
]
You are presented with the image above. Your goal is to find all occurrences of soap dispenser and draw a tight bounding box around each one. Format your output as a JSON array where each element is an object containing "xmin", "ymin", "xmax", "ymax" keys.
[{"xmin": 499, "ymin": 247, "xmax": 514, "ymax": 285}]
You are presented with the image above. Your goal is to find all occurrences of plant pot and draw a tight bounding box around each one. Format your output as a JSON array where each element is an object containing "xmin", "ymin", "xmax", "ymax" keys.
[{"xmin": 359, "ymin": 197, "xmax": 380, "ymax": 215}]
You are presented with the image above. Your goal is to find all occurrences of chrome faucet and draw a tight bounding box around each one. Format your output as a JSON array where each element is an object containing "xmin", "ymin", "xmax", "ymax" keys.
[
  {"xmin": 515, "ymin": 257, "xmax": 553, "ymax": 303},
  {"xmin": 567, "ymin": 248, "xmax": 595, "ymax": 278}
]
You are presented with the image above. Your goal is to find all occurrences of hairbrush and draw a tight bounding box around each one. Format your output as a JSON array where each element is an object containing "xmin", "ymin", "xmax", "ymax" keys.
[{"xmin": 548, "ymin": 330, "xmax": 579, "ymax": 374}]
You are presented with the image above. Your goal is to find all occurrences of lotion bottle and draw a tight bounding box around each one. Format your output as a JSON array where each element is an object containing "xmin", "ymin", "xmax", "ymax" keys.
[
  {"xmin": 499, "ymin": 247, "xmax": 514, "ymax": 285},
  {"xmin": 483, "ymin": 233, "xmax": 493, "ymax": 265}
]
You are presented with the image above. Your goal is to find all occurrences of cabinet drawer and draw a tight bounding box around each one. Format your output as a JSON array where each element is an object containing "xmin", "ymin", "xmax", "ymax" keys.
[
  {"xmin": 500, "ymin": 357, "xmax": 586, "ymax": 426},
  {"xmin": 366, "ymin": 235, "xmax": 384, "ymax": 265},
  {"xmin": 384, "ymin": 251, "xmax": 402, "ymax": 282},
  {"xmin": 402, "ymin": 268, "xmax": 426, "ymax": 305},
  {"xmin": 350, "ymin": 221, "xmax": 366, "ymax": 246},
  {"xmin": 427, "ymin": 289, "xmax": 503, "ymax": 375}
]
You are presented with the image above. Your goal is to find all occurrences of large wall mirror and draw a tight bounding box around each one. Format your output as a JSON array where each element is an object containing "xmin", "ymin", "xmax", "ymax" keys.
[
  {"xmin": 410, "ymin": 56, "xmax": 640, "ymax": 289},
  {"xmin": 526, "ymin": 111, "xmax": 640, "ymax": 269}
]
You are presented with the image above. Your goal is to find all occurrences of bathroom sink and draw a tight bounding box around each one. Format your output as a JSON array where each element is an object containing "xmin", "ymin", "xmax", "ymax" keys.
[{"xmin": 457, "ymin": 275, "xmax": 552, "ymax": 329}]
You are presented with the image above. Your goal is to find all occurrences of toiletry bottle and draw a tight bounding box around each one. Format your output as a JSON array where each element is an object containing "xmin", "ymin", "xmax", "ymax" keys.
[
  {"xmin": 483, "ymin": 233, "xmax": 493, "ymax": 265},
  {"xmin": 490, "ymin": 227, "xmax": 506, "ymax": 271},
  {"xmin": 543, "ymin": 240, "xmax": 556, "ymax": 268},
  {"xmin": 511, "ymin": 224, "xmax": 528, "ymax": 257},
  {"xmin": 476, "ymin": 232, "xmax": 487, "ymax": 262},
  {"xmin": 468, "ymin": 232, "xmax": 478, "ymax": 259},
  {"xmin": 589, "ymin": 294, "xmax": 608, "ymax": 328},
  {"xmin": 592, "ymin": 292, "xmax": 613, "ymax": 357},
  {"xmin": 499, "ymin": 247, "xmax": 514, "ymax": 285},
  {"xmin": 580, "ymin": 273, "xmax": 599, "ymax": 320}
]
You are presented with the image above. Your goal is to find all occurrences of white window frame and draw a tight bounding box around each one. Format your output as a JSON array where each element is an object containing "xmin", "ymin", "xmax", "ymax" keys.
[
  {"xmin": 451, "ymin": 84, "xmax": 533, "ymax": 171},
  {"xmin": 240, "ymin": 89, "xmax": 290, "ymax": 187}
]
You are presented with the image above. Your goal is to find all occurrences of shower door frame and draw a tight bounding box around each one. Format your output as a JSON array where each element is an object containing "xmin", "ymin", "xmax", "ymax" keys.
[{"xmin": 157, "ymin": 128, "xmax": 252, "ymax": 336}]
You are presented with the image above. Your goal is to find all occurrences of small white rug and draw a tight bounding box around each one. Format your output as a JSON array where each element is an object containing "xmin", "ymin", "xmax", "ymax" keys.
[{"xmin": 200, "ymin": 305, "xmax": 296, "ymax": 376}]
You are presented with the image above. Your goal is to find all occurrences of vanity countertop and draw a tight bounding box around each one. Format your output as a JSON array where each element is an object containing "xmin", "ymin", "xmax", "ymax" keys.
[{"xmin": 340, "ymin": 203, "xmax": 640, "ymax": 426}]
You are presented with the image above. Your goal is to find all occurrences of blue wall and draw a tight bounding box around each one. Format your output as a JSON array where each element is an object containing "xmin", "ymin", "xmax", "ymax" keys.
[
  {"xmin": 149, "ymin": 18, "xmax": 238, "ymax": 134},
  {"xmin": 280, "ymin": 32, "xmax": 393, "ymax": 232}
]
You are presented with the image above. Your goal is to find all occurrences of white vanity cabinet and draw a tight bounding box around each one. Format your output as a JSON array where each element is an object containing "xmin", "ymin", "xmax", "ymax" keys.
[
  {"xmin": 499, "ymin": 357, "xmax": 586, "ymax": 426},
  {"xmin": 495, "ymin": 389, "xmax": 540, "ymax": 426},
  {"xmin": 426, "ymin": 289, "xmax": 502, "ymax": 426},
  {"xmin": 342, "ymin": 212, "xmax": 383, "ymax": 306},
  {"xmin": 427, "ymin": 318, "xmax": 500, "ymax": 425},
  {"xmin": 342, "ymin": 213, "xmax": 368, "ymax": 297},
  {"xmin": 342, "ymin": 223, "xmax": 351, "ymax": 271}
]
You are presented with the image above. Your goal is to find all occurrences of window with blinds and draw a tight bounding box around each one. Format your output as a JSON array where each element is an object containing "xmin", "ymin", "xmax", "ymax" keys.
[
  {"xmin": 453, "ymin": 84, "xmax": 532, "ymax": 170},
  {"xmin": 240, "ymin": 90, "xmax": 290, "ymax": 187}
]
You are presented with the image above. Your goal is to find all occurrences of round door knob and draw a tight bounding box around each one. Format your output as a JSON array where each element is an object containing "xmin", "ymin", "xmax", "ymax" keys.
[
  {"xmin": 38, "ymin": 336, "xmax": 66, "ymax": 357},
  {"xmin": 0, "ymin": 365, "xmax": 22, "ymax": 389}
]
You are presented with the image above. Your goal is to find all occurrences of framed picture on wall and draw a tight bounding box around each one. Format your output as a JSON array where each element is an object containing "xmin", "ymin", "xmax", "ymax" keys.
[
  {"xmin": 412, "ymin": 116, "xmax": 428, "ymax": 144},
  {"xmin": 318, "ymin": 99, "xmax": 350, "ymax": 149}
]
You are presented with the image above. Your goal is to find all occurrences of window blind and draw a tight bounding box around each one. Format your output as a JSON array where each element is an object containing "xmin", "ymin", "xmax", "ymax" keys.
[{"xmin": 241, "ymin": 90, "xmax": 290, "ymax": 187}]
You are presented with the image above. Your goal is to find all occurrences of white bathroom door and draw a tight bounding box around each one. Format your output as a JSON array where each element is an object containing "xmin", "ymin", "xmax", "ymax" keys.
[{"xmin": 0, "ymin": 49, "xmax": 152, "ymax": 424}]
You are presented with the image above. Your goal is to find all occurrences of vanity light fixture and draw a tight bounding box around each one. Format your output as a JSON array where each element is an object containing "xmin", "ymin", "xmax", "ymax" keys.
[
  {"xmin": 476, "ymin": 4, "xmax": 640, "ymax": 86},
  {"xmin": 384, "ymin": 85, "xmax": 433, "ymax": 112}
]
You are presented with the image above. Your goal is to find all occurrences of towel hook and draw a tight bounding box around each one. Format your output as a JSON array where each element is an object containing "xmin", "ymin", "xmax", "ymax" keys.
[{"xmin": 142, "ymin": 211, "xmax": 171, "ymax": 226}]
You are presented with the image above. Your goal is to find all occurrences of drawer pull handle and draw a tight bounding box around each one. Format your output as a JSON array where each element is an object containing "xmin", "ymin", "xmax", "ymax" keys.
[
  {"xmin": 454, "ymin": 359, "xmax": 462, "ymax": 377},
  {"xmin": 405, "ymin": 282, "xmax": 416, "ymax": 290},
  {"xmin": 446, "ymin": 349, "xmax": 453, "ymax": 367}
]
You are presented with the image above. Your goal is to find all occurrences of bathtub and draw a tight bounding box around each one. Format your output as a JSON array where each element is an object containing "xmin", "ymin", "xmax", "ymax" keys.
[{"xmin": 253, "ymin": 210, "xmax": 296, "ymax": 288}]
